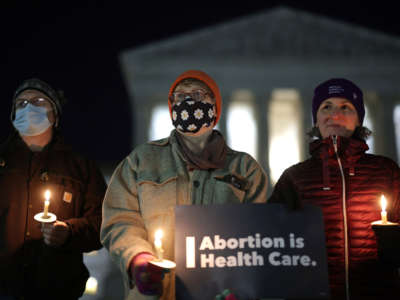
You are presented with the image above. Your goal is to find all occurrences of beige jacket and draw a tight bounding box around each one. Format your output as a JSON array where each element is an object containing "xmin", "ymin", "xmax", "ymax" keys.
[{"xmin": 100, "ymin": 130, "xmax": 268, "ymax": 300}]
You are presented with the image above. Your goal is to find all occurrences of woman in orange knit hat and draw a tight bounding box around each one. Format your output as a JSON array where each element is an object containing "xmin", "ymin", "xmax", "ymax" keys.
[{"xmin": 101, "ymin": 70, "xmax": 269, "ymax": 300}]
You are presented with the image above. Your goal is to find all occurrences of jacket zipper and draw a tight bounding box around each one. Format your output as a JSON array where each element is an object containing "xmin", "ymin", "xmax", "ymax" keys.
[{"xmin": 332, "ymin": 135, "xmax": 350, "ymax": 300}]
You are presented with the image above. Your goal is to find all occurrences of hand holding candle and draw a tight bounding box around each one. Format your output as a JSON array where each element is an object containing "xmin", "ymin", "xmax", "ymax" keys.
[
  {"xmin": 34, "ymin": 189, "xmax": 57, "ymax": 223},
  {"xmin": 372, "ymin": 194, "xmax": 398, "ymax": 226},
  {"xmin": 371, "ymin": 194, "xmax": 400, "ymax": 265},
  {"xmin": 149, "ymin": 228, "xmax": 176, "ymax": 270}
]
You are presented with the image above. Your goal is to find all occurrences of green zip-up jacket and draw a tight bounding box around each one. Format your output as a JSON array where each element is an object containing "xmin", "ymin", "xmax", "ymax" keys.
[{"xmin": 100, "ymin": 130, "xmax": 268, "ymax": 300}]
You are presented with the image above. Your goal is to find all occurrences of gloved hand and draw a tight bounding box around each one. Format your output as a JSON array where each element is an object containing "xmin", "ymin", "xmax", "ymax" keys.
[
  {"xmin": 372, "ymin": 224, "xmax": 400, "ymax": 266},
  {"xmin": 130, "ymin": 252, "xmax": 166, "ymax": 296},
  {"xmin": 215, "ymin": 289, "xmax": 239, "ymax": 300},
  {"xmin": 41, "ymin": 220, "xmax": 71, "ymax": 247}
]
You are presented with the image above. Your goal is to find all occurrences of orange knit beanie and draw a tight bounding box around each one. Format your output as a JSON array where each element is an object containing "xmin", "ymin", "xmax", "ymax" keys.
[{"xmin": 168, "ymin": 70, "xmax": 222, "ymax": 126}]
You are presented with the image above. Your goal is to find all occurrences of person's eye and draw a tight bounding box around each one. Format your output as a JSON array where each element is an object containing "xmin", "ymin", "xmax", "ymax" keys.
[
  {"xmin": 175, "ymin": 93, "xmax": 185, "ymax": 102},
  {"xmin": 15, "ymin": 100, "xmax": 27, "ymax": 108},
  {"xmin": 34, "ymin": 98, "xmax": 47, "ymax": 105},
  {"xmin": 192, "ymin": 91, "xmax": 202, "ymax": 100},
  {"xmin": 321, "ymin": 104, "xmax": 331, "ymax": 110}
]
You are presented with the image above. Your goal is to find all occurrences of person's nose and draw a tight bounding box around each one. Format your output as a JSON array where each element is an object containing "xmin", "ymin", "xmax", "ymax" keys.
[{"xmin": 328, "ymin": 107, "xmax": 342, "ymax": 119}]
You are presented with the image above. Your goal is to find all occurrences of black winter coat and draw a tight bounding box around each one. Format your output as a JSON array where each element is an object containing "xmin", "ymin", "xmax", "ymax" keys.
[
  {"xmin": 0, "ymin": 132, "xmax": 107, "ymax": 299},
  {"xmin": 269, "ymin": 136, "xmax": 400, "ymax": 300}
]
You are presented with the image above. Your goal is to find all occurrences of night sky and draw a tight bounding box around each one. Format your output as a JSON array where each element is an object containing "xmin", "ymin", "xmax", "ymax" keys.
[{"xmin": 1, "ymin": 1, "xmax": 399, "ymax": 165}]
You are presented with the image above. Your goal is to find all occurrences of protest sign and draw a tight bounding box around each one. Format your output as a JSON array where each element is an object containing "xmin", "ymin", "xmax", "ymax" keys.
[{"xmin": 175, "ymin": 203, "xmax": 329, "ymax": 299}]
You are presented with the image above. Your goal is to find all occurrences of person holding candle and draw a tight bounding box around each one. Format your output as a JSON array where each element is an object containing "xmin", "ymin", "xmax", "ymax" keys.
[
  {"xmin": 0, "ymin": 78, "xmax": 107, "ymax": 300},
  {"xmin": 100, "ymin": 70, "xmax": 268, "ymax": 300},
  {"xmin": 269, "ymin": 78, "xmax": 400, "ymax": 300}
]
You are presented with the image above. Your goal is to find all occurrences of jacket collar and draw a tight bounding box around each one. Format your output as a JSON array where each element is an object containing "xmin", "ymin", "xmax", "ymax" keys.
[
  {"xmin": 309, "ymin": 135, "xmax": 369, "ymax": 161},
  {"xmin": 8, "ymin": 130, "xmax": 70, "ymax": 154},
  {"xmin": 309, "ymin": 136, "xmax": 369, "ymax": 190}
]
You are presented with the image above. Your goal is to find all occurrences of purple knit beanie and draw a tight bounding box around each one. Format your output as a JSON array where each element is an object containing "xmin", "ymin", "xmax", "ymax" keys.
[{"xmin": 312, "ymin": 78, "xmax": 364, "ymax": 125}]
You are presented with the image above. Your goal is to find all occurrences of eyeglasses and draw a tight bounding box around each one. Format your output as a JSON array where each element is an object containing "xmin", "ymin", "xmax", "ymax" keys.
[
  {"xmin": 170, "ymin": 89, "xmax": 212, "ymax": 103},
  {"xmin": 15, "ymin": 97, "xmax": 50, "ymax": 109}
]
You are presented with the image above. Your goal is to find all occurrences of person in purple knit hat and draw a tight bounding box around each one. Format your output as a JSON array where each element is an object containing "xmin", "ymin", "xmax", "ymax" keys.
[{"xmin": 269, "ymin": 78, "xmax": 400, "ymax": 300}]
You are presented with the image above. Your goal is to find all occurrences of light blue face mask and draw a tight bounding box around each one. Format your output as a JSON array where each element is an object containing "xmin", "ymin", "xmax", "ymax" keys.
[{"xmin": 12, "ymin": 104, "xmax": 52, "ymax": 136}]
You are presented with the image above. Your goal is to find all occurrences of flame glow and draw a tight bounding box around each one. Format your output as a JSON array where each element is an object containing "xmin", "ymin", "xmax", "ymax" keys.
[
  {"xmin": 44, "ymin": 190, "xmax": 51, "ymax": 201},
  {"xmin": 380, "ymin": 195, "xmax": 387, "ymax": 212}
]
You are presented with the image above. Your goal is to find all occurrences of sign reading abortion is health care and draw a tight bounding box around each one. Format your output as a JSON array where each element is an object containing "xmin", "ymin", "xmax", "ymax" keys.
[{"xmin": 175, "ymin": 203, "xmax": 329, "ymax": 300}]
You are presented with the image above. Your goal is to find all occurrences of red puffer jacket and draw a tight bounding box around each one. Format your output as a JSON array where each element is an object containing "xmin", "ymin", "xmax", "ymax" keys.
[{"xmin": 269, "ymin": 136, "xmax": 400, "ymax": 300}]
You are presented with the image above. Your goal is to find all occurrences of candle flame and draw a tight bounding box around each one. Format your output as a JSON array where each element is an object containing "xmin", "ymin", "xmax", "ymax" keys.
[
  {"xmin": 84, "ymin": 277, "xmax": 98, "ymax": 295},
  {"xmin": 154, "ymin": 229, "xmax": 163, "ymax": 248},
  {"xmin": 44, "ymin": 190, "xmax": 51, "ymax": 201},
  {"xmin": 381, "ymin": 195, "xmax": 387, "ymax": 212},
  {"xmin": 155, "ymin": 229, "xmax": 163, "ymax": 240},
  {"xmin": 154, "ymin": 239, "xmax": 162, "ymax": 248}
]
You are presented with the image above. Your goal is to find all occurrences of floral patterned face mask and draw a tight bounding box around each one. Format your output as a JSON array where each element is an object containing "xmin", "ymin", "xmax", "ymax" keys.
[{"xmin": 171, "ymin": 97, "xmax": 216, "ymax": 133}]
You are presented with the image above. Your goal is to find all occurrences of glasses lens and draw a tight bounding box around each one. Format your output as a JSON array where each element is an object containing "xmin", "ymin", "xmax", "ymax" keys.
[
  {"xmin": 173, "ymin": 92, "xmax": 184, "ymax": 102},
  {"xmin": 32, "ymin": 98, "xmax": 48, "ymax": 106},
  {"xmin": 192, "ymin": 90, "xmax": 206, "ymax": 101},
  {"xmin": 15, "ymin": 100, "xmax": 28, "ymax": 109},
  {"xmin": 15, "ymin": 98, "xmax": 49, "ymax": 109},
  {"xmin": 173, "ymin": 90, "xmax": 208, "ymax": 102}
]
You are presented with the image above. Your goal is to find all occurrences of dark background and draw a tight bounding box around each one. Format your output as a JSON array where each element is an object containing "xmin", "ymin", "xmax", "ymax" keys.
[{"xmin": 1, "ymin": 1, "xmax": 399, "ymax": 166}]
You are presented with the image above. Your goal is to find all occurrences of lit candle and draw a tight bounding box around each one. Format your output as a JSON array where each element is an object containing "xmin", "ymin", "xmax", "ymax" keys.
[
  {"xmin": 380, "ymin": 195, "xmax": 388, "ymax": 224},
  {"xmin": 84, "ymin": 277, "xmax": 98, "ymax": 295},
  {"xmin": 43, "ymin": 190, "xmax": 50, "ymax": 218},
  {"xmin": 154, "ymin": 229, "xmax": 164, "ymax": 260}
]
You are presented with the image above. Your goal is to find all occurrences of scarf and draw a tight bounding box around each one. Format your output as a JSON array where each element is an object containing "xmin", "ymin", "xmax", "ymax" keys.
[{"xmin": 175, "ymin": 130, "xmax": 228, "ymax": 170}]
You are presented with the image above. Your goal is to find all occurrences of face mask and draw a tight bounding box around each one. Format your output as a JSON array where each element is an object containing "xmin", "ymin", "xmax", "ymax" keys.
[
  {"xmin": 12, "ymin": 104, "xmax": 52, "ymax": 136},
  {"xmin": 171, "ymin": 98, "xmax": 216, "ymax": 133}
]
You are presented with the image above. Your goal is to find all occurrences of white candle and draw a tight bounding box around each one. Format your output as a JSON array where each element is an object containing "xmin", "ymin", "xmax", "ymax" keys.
[
  {"xmin": 43, "ymin": 190, "xmax": 50, "ymax": 218},
  {"xmin": 84, "ymin": 277, "xmax": 98, "ymax": 295},
  {"xmin": 154, "ymin": 229, "xmax": 164, "ymax": 260},
  {"xmin": 380, "ymin": 195, "xmax": 388, "ymax": 224}
]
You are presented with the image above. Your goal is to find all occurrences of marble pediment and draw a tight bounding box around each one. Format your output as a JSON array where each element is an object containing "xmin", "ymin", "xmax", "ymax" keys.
[{"xmin": 122, "ymin": 6, "xmax": 400, "ymax": 61}]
